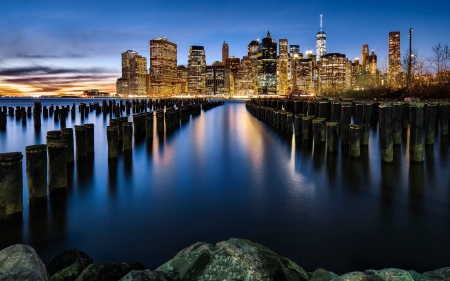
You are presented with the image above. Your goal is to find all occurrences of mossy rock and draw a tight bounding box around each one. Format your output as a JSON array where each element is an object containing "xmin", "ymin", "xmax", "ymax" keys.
[
  {"xmin": 75, "ymin": 262, "xmax": 146, "ymax": 281},
  {"xmin": 47, "ymin": 248, "xmax": 92, "ymax": 281}
]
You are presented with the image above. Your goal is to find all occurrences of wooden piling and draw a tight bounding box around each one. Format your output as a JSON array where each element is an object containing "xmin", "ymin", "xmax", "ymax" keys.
[
  {"xmin": 326, "ymin": 122, "xmax": 339, "ymax": 153},
  {"xmin": 379, "ymin": 103, "xmax": 393, "ymax": 162},
  {"xmin": 47, "ymin": 140, "xmax": 67, "ymax": 191},
  {"xmin": 25, "ymin": 145, "xmax": 47, "ymax": 200},
  {"xmin": 409, "ymin": 102, "xmax": 424, "ymax": 162},
  {"xmin": 0, "ymin": 152, "xmax": 23, "ymax": 219}
]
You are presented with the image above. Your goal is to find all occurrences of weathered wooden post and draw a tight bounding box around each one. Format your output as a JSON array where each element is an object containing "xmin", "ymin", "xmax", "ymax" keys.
[
  {"xmin": 60, "ymin": 128, "xmax": 74, "ymax": 163},
  {"xmin": 392, "ymin": 102, "xmax": 403, "ymax": 145},
  {"xmin": 146, "ymin": 114, "xmax": 154, "ymax": 139},
  {"xmin": 409, "ymin": 102, "xmax": 424, "ymax": 162},
  {"xmin": 424, "ymin": 102, "xmax": 437, "ymax": 145},
  {"xmin": 46, "ymin": 130, "xmax": 61, "ymax": 142},
  {"xmin": 0, "ymin": 152, "xmax": 23, "ymax": 219},
  {"xmin": 47, "ymin": 140, "xmax": 67, "ymax": 191},
  {"xmin": 302, "ymin": 116, "xmax": 313, "ymax": 140},
  {"xmin": 156, "ymin": 111, "xmax": 165, "ymax": 132},
  {"xmin": 341, "ymin": 103, "xmax": 352, "ymax": 145},
  {"xmin": 294, "ymin": 114, "xmax": 303, "ymax": 136},
  {"xmin": 379, "ymin": 103, "xmax": 393, "ymax": 162},
  {"xmin": 439, "ymin": 101, "xmax": 448, "ymax": 136},
  {"xmin": 361, "ymin": 102, "xmax": 373, "ymax": 145},
  {"xmin": 25, "ymin": 144, "xmax": 47, "ymax": 200},
  {"xmin": 74, "ymin": 125, "xmax": 87, "ymax": 159},
  {"xmin": 0, "ymin": 111, "xmax": 6, "ymax": 127},
  {"xmin": 307, "ymin": 100, "xmax": 315, "ymax": 116},
  {"xmin": 326, "ymin": 122, "xmax": 339, "ymax": 153},
  {"xmin": 107, "ymin": 126, "xmax": 119, "ymax": 158},
  {"xmin": 84, "ymin": 123, "xmax": 94, "ymax": 154},
  {"xmin": 122, "ymin": 122, "xmax": 133, "ymax": 151},
  {"xmin": 349, "ymin": 124, "xmax": 360, "ymax": 158}
]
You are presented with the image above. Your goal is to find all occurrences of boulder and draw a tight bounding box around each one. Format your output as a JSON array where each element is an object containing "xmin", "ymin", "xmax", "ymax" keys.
[
  {"xmin": 0, "ymin": 244, "xmax": 49, "ymax": 281},
  {"xmin": 119, "ymin": 269, "xmax": 171, "ymax": 281},
  {"xmin": 157, "ymin": 237, "xmax": 309, "ymax": 281},
  {"xmin": 409, "ymin": 270, "xmax": 443, "ymax": 281},
  {"xmin": 47, "ymin": 248, "xmax": 93, "ymax": 281},
  {"xmin": 75, "ymin": 261, "xmax": 146, "ymax": 281},
  {"xmin": 310, "ymin": 268, "xmax": 338, "ymax": 281},
  {"xmin": 332, "ymin": 271, "xmax": 384, "ymax": 281},
  {"xmin": 377, "ymin": 268, "xmax": 414, "ymax": 281},
  {"xmin": 424, "ymin": 267, "xmax": 450, "ymax": 281}
]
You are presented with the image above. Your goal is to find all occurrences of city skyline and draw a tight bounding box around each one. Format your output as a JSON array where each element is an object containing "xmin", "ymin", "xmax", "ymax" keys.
[{"xmin": 0, "ymin": 0, "xmax": 449, "ymax": 95}]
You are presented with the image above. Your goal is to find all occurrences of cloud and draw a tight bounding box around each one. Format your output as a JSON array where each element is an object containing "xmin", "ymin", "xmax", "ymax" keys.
[
  {"xmin": 15, "ymin": 53, "xmax": 87, "ymax": 59},
  {"xmin": 0, "ymin": 66, "xmax": 117, "ymax": 76}
]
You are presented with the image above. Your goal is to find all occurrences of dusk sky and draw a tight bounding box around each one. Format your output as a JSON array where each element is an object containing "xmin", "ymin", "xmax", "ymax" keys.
[{"xmin": 0, "ymin": 0, "xmax": 449, "ymax": 96}]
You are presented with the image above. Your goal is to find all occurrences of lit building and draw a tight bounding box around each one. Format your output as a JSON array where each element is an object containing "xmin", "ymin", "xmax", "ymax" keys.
[
  {"xmin": 368, "ymin": 50, "xmax": 377, "ymax": 75},
  {"xmin": 277, "ymin": 38, "xmax": 289, "ymax": 95},
  {"xmin": 305, "ymin": 49, "xmax": 313, "ymax": 59},
  {"xmin": 316, "ymin": 14, "xmax": 326, "ymax": 61},
  {"xmin": 388, "ymin": 31, "xmax": 401, "ymax": 86},
  {"xmin": 187, "ymin": 46, "xmax": 206, "ymax": 95},
  {"xmin": 149, "ymin": 37, "xmax": 178, "ymax": 96},
  {"xmin": 257, "ymin": 31, "xmax": 277, "ymax": 94},
  {"xmin": 351, "ymin": 58, "xmax": 361, "ymax": 89},
  {"xmin": 248, "ymin": 40, "xmax": 259, "ymax": 93},
  {"xmin": 226, "ymin": 56, "xmax": 240, "ymax": 74},
  {"xmin": 206, "ymin": 64, "xmax": 226, "ymax": 95},
  {"xmin": 235, "ymin": 56, "xmax": 254, "ymax": 95},
  {"xmin": 116, "ymin": 77, "xmax": 127, "ymax": 96},
  {"xmin": 361, "ymin": 44, "xmax": 369, "ymax": 71},
  {"xmin": 295, "ymin": 58, "xmax": 317, "ymax": 94},
  {"xmin": 289, "ymin": 45, "xmax": 300, "ymax": 82},
  {"xmin": 120, "ymin": 50, "xmax": 147, "ymax": 96},
  {"xmin": 222, "ymin": 42, "xmax": 229, "ymax": 65},
  {"xmin": 318, "ymin": 53, "xmax": 347, "ymax": 94},
  {"xmin": 176, "ymin": 65, "xmax": 188, "ymax": 94}
]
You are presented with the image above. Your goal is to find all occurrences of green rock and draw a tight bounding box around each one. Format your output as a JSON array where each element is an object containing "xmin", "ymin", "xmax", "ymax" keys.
[
  {"xmin": 0, "ymin": 244, "xmax": 49, "ymax": 281},
  {"xmin": 377, "ymin": 268, "xmax": 414, "ymax": 281},
  {"xmin": 157, "ymin": 238, "xmax": 308, "ymax": 281},
  {"xmin": 409, "ymin": 270, "xmax": 443, "ymax": 281},
  {"xmin": 310, "ymin": 268, "xmax": 338, "ymax": 281},
  {"xmin": 119, "ymin": 269, "xmax": 170, "ymax": 281},
  {"xmin": 333, "ymin": 271, "xmax": 384, "ymax": 281},
  {"xmin": 75, "ymin": 262, "xmax": 146, "ymax": 281},
  {"xmin": 47, "ymin": 248, "xmax": 93, "ymax": 281},
  {"xmin": 424, "ymin": 267, "xmax": 450, "ymax": 281}
]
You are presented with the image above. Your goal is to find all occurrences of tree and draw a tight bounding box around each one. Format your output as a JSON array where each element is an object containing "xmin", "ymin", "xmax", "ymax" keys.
[
  {"xmin": 429, "ymin": 43, "xmax": 450, "ymax": 85},
  {"xmin": 401, "ymin": 48, "xmax": 429, "ymax": 88}
]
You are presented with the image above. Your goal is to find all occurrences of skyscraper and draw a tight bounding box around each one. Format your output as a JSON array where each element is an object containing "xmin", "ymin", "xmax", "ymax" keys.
[
  {"xmin": 289, "ymin": 45, "xmax": 300, "ymax": 89},
  {"xmin": 257, "ymin": 31, "xmax": 277, "ymax": 94},
  {"xmin": 316, "ymin": 14, "xmax": 326, "ymax": 61},
  {"xmin": 361, "ymin": 44, "xmax": 369, "ymax": 71},
  {"xmin": 149, "ymin": 37, "xmax": 178, "ymax": 96},
  {"xmin": 187, "ymin": 46, "xmax": 206, "ymax": 95},
  {"xmin": 248, "ymin": 40, "xmax": 259, "ymax": 93},
  {"xmin": 222, "ymin": 42, "xmax": 229, "ymax": 65},
  {"xmin": 368, "ymin": 50, "xmax": 377, "ymax": 75},
  {"xmin": 277, "ymin": 38, "xmax": 289, "ymax": 94},
  {"xmin": 118, "ymin": 50, "xmax": 147, "ymax": 96},
  {"xmin": 388, "ymin": 31, "xmax": 401, "ymax": 86}
]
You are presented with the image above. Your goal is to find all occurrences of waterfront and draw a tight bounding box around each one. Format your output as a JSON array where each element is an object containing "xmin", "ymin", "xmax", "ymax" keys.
[{"xmin": 0, "ymin": 97, "xmax": 450, "ymax": 273}]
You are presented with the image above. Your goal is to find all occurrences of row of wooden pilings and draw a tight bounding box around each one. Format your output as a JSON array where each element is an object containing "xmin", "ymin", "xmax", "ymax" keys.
[
  {"xmin": 246, "ymin": 98, "xmax": 449, "ymax": 162},
  {"xmin": 0, "ymin": 99, "xmax": 224, "ymax": 220}
]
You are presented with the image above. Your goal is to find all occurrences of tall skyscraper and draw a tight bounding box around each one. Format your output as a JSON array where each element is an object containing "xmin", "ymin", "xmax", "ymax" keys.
[
  {"xmin": 187, "ymin": 46, "xmax": 206, "ymax": 95},
  {"xmin": 316, "ymin": 14, "xmax": 326, "ymax": 61},
  {"xmin": 235, "ymin": 56, "xmax": 254, "ymax": 95},
  {"xmin": 257, "ymin": 31, "xmax": 277, "ymax": 94},
  {"xmin": 222, "ymin": 42, "xmax": 229, "ymax": 65},
  {"xmin": 149, "ymin": 37, "xmax": 178, "ymax": 96},
  {"xmin": 248, "ymin": 40, "xmax": 259, "ymax": 93},
  {"xmin": 361, "ymin": 44, "xmax": 369, "ymax": 71},
  {"xmin": 118, "ymin": 50, "xmax": 147, "ymax": 96},
  {"xmin": 289, "ymin": 45, "xmax": 300, "ymax": 86},
  {"xmin": 368, "ymin": 50, "xmax": 377, "ymax": 75},
  {"xmin": 388, "ymin": 31, "xmax": 401, "ymax": 86},
  {"xmin": 277, "ymin": 38, "xmax": 289, "ymax": 94},
  {"xmin": 318, "ymin": 53, "xmax": 347, "ymax": 94}
]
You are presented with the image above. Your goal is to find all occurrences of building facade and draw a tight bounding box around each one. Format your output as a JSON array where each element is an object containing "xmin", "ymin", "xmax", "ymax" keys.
[
  {"xmin": 235, "ymin": 56, "xmax": 254, "ymax": 95},
  {"xmin": 388, "ymin": 31, "xmax": 401, "ymax": 86},
  {"xmin": 316, "ymin": 15, "xmax": 326, "ymax": 61},
  {"xmin": 248, "ymin": 40, "xmax": 259, "ymax": 94},
  {"xmin": 206, "ymin": 64, "xmax": 227, "ymax": 95},
  {"xmin": 257, "ymin": 31, "xmax": 277, "ymax": 94},
  {"xmin": 277, "ymin": 38, "xmax": 289, "ymax": 95},
  {"xmin": 361, "ymin": 44, "xmax": 369, "ymax": 71},
  {"xmin": 187, "ymin": 46, "xmax": 206, "ymax": 95},
  {"xmin": 118, "ymin": 50, "xmax": 147, "ymax": 96},
  {"xmin": 222, "ymin": 42, "xmax": 229, "ymax": 65},
  {"xmin": 149, "ymin": 38, "xmax": 178, "ymax": 96},
  {"xmin": 318, "ymin": 53, "xmax": 347, "ymax": 94}
]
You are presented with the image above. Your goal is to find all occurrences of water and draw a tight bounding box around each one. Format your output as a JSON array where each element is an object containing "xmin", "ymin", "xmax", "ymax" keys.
[{"xmin": 0, "ymin": 97, "xmax": 449, "ymax": 273}]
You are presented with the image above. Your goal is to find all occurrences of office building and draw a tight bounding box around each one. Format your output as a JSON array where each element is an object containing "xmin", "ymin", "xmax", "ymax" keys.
[
  {"xmin": 361, "ymin": 44, "xmax": 369, "ymax": 71},
  {"xmin": 119, "ymin": 50, "xmax": 147, "ymax": 96},
  {"xmin": 257, "ymin": 31, "xmax": 277, "ymax": 94},
  {"xmin": 316, "ymin": 14, "xmax": 326, "ymax": 61},
  {"xmin": 149, "ymin": 37, "xmax": 178, "ymax": 96},
  {"xmin": 368, "ymin": 50, "xmax": 377, "ymax": 75},
  {"xmin": 206, "ymin": 64, "xmax": 226, "ymax": 95},
  {"xmin": 318, "ymin": 53, "xmax": 347, "ymax": 94},
  {"xmin": 187, "ymin": 46, "xmax": 206, "ymax": 95},
  {"xmin": 235, "ymin": 56, "xmax": 254, "ymax": 95},
  {"xmin": 248, "ymin": 40, "xmax": 259, "ymax": 93},
  {"xmin": 222, "ymin": 42, "xmax": 229, "ymax": 65},
  {"xmin": 388, "ymin": 31, "xmax": 401, "ymax": 86},
  {"xmin": 277, "ymin": 38, "xmax": 289, "ymax": 94}
]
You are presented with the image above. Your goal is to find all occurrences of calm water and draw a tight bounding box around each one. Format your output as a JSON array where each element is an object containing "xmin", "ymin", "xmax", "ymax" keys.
[{"xmin": 0, "ymin": 97, "xmax": 449, "ymax": 273}]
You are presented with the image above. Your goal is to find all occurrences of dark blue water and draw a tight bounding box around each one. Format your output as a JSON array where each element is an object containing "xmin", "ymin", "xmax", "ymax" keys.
[{"xmin": 1, "ymin": 97, "xmax": 449, "ymax": 273}]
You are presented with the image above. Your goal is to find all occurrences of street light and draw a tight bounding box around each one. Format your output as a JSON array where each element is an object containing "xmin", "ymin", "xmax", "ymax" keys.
[{"xmin": 408, "ymin": 28, "xmax": 413, "ymax": 87}]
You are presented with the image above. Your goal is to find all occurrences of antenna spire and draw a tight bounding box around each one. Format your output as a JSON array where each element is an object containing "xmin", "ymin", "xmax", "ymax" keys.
[{"xmin": 320, "ymin": 14, "xmax": 323, "ymax": 32}]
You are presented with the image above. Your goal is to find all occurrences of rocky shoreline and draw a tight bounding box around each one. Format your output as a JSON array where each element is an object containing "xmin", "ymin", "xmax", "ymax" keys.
[{"xmin": 0, "ymin": 238, "xmax": 449, "ymax": 281}]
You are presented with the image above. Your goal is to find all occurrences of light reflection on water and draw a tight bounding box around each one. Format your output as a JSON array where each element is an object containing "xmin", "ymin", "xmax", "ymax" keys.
[{"xmin": 0, "ymin": 97, "xmax": 449, "ymax": 273}]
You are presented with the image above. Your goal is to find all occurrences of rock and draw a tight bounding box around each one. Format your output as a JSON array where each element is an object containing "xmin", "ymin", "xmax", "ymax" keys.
[
  {"xmin": 119, "ymin": 269, "xmax": 171, "ymax": 281},
  {"xmin": 310, "ymin": 268, "xmax": 338, "ymax": 281},
  {"xmin": 332, "ymin": 271, "xmax": 384, "ymax": 281},
  {"xmin": 75, "ymin": 262, "xmax": 146, "ymax": 281},
  {"xmin": 409, "ymin": 270, "xmax": 443, "ymax": 281},
  {"xmin": 377, "ymin": 268, "xmax": 414, "ymax": 281},
  {"xmin": 0, "ymin": 244, "xmax": 49, "ymax": 281},
  {"xmin": 424, "ymin": 267, "xmax": 450, "ymax": 281},
  {"xmin": 47, "ymin": 248, "xmax": 93, "ymax": 281},
  {"xmin": 157, "ymin": 237, "xmax": 309, "ymax": 281}
]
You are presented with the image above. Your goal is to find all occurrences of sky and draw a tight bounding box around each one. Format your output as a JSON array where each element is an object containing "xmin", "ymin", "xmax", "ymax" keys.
[{"xmin": 0, "ymin": 0, "xmax": 449, "ymax": 96}]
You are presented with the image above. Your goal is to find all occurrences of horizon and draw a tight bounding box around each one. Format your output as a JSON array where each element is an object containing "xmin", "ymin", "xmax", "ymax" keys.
[{"xmin": 0, "ymin": 0, "xmax": 449, "ymax": 96}]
